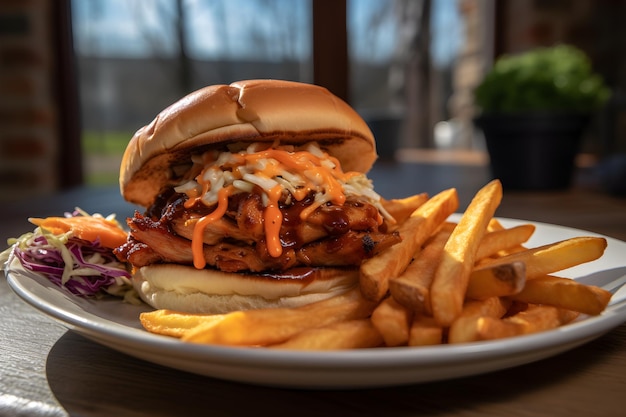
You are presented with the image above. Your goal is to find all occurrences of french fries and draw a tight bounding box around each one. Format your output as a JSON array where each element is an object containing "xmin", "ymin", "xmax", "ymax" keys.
[
  {"xmin": 371, "ymin": 297, "xmax": 412, "ymax": 347},
  {"xmin": 509, "ymin": 275, "xmax": 612, "ymax": 315},
  {"xmin": 270, "ymin": 319, "xmax": 383, "ymax": 350},
  {"xmin": 475, "ymin": 224, "xmax": 536, "ymax": 260},
  {"xmin": 453, "ymin": 305, "xmax": 579, "ymax": 343},
  {"xmin": 381, "ymin": 193, "xmax": 429, "ymax": 226},
  {"xmin": 409, "ymin": 315, "xmax": 443, "ymax": 346},
  {"xmin": 476, "ymin": 237, "xmax": 607, "ymax": 279},
  {"xmin": 448, "ymin": 297, "xmax": 510, "ymax": 343},
  {"xmin": 138, "ymin": 180, "xmax": 613, "ymax": 350},
  {"xmin": 465, "ymin": 261, "xmax": 526, "ymax": 300},
  {"xmin": 182, "ymin": 287, "xmax": 376, "ymax": 346},
  {"xmin": 360, "ymin": 188, "xmax": 459, "ymax": 302},
  {"xmin": 140, "ymin": 309, "xmax": 227, "ymax": 338},
  {"xmin": 430, "ymin": 180, "xmax": 503, "ymax": 326},
  {"xmin": 388, "ymin": 227, "xmax": 451, "ymax": 315}
]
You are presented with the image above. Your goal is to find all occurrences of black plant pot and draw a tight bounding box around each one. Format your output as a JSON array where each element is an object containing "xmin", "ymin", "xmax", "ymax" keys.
[{"xmin": 474, "ymin": 112, "xmax": 590, "ymax": 190}]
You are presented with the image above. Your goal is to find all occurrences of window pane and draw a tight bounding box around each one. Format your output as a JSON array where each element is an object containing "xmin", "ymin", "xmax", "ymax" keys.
[
  {"xmin": 71, "ymin": 0, "xmax": 312, "ymax": 185},
  {"xmin": 347, "ymin": 0, "xmax": 464, "ymax": 152}
]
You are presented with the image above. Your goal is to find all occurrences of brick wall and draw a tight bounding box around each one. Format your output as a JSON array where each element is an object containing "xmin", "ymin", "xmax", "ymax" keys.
[{"xmin": 0, "ymin": 0, "xmax": 58, "ymax": 201}]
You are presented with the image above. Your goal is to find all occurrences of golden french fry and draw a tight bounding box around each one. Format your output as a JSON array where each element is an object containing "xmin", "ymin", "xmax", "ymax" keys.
[
  {"xmin": 554, "ymin": 307, "xmax": 581, "ymax": 324},
  {"xmin": 487, "ymin": 218, "xmax": 503, "ymax": 232},
  {"xmin": 370, "ymin": 297, "xmax": 413, "ymax": 347},
  {"xmin": 448, "ymin": 297, "xmax": 510, "ymax": 343},
  {"xmin": 485, "ymin": 218, "xmax": 530, "ymax": 255},
  {"xmin": 459, "ymin": 296, "xmax": 511, "ymax": 319},
  {"xmin": 475, "ymin": 224, "xmax": 536, "ymax": 260},
  {"xmin": 391, "ymin": 224, "xmax": 531, "ymax": 312},
  {"xmin": 440, "ymin": 221, "xmax": 459, "ymax": 233},
  {"xmin": 510, "ymin": 275, "xmax": 612, "ymax": 315},
  {"xmin": 408, "ymin": 315, "xmax": 443, "ymax": 346},
  {"xmin": 462, "ymin": 316, "xmax": 522, "ymax": 341},
  {"xmin": 430, "ymin": 180, "xmax": 503, "ymax": 326},
  {"xmin": 360, "ymin": 188, "xmax": 459, "ymax": 302},
  {"xmin": 140, "ymin": 309, "xmax": 226, "ymax": 338},
  {"xmin": 181, "ymin": 287, "xmax": 376, "ymax": 346},
  {"xmin": 465, "ymin": 261, "xmax": 526, "ymax": 300},
  {"xmin": 477, "ymin": 237, "xmax": 607, "ymax": 280},
  {"xmin": 382, "ymin": 193, "xmax": 429, "ymax": 225},
  {"xmin": 389, "ymin": 228, "xmax": 452, "ymax": 314},
  {"xmin": 269, "ymin": 319, "xmax": 383, "ymax": 350},
  {"xmin": 506, "ymin": 305, "xmax": 580, "ymax": 332},
  {"xmin": 452, "ymin": 304, "xmax": 577, "ymax": 342}
]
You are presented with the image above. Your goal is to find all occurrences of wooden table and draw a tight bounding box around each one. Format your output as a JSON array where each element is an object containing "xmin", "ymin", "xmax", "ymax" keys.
[{"xmin": 1, "ymin": 161, "xmax": 626, "ymax": 417}]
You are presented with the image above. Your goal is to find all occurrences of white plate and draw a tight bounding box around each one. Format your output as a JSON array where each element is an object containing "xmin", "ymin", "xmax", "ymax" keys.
[{"xmin": 5, "ymin": 217, "xmax": 626, "ymax": 389}]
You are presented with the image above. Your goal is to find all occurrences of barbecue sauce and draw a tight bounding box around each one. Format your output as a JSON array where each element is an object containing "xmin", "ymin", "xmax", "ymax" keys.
[{"xmin": 184, "ymin": 145, "xmax": 377, "ymax": 270}]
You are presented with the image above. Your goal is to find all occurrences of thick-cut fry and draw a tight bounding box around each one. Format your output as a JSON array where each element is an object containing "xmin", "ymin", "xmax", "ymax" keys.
[
  {"xmin": 389, "ymin": 228, "xmax": 452, "ymax": 314},
  {"xmin": 479, "ymin": 305, "xmax": 576, "ymax": 340},
  {"xmin": 269, "ymin": 319, "xmax": 383, "ymax": 350},
  {"xmin": 408, "ymin": 315, "xmax": 443, "ymax": 346},
  {"xmin": 391, "ymin": 225, "xmax": 532, "ymax": 312},
  {"xmin": 475, "ymin": 224, "xmax": 536, "ymax": 260},
  {"xmin": 487, "ymin": 218, "xmax": 503, "ymax": 232},
  {"xmin": 477, "ymin": 237, "xmax": 607, "ymax": 280},
  {"xmin": 448, "ymin": 297, "xmax": 509, "ymax": 343},
  {"xmin": 485, "ymin": 218, "xmax": 529, "ymax": 255},
  {"xmin": 430, "ymin": 180, "xmax": 503, "ymax": 326},
  {"xmin": 459, "ymin": 296, "xmax": 511, "ymax": 319},
  {"xmin": 370, "ymin": 297, "xmax": 413, "ymax": 347},
  {"xmin": 510, "ymin": 275, "xmax": 612, "ymax": 315},
  {"xmin": 452, "ymin": 304, "xmax": 578, "ymax": 342},
  {"xmin": 140, "ymin": 309, "xmax": 226, "ymax": 338},
  {"xmin": 381, "ymin": 193, "xmax": 429, "ymax": 225},
  {"xmin": 465, "ymin": 261, "xmax": 526, "ymax": 300},
  {"xmin": 360, "ymin": 188, "xmax": 459, "ymax": 302},
  {"xmin": 181, "ymin": 287, "xmax": 376, "ymax": 346}
]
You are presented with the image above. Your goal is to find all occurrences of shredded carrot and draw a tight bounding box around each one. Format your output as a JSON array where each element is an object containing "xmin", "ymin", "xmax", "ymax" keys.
[{"xmin": 29, "ymin": 216, "xmax": 128, "ymax": 249}]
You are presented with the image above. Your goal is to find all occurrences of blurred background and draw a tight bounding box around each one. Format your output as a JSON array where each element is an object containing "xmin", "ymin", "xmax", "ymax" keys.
[{"xmin": 0, "ymin": 0, "xmax": 625, "ymax": 201}]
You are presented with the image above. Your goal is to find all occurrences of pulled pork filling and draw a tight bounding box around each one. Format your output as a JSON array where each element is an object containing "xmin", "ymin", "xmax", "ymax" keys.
[{"xmin": 115, "ymin": 142, "xmax": 400, "ymax": 273}]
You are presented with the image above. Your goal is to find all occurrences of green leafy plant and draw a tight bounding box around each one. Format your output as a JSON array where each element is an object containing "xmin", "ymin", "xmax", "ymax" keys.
[{"xmin": 474, "ymin": 45, "xmax": 610, "ymax": 113}]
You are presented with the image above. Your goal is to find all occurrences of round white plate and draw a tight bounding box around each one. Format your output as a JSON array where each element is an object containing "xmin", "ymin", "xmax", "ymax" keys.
[{"xmin": 5, "ymin": 217, "xmax": 626, "ymax": 389}]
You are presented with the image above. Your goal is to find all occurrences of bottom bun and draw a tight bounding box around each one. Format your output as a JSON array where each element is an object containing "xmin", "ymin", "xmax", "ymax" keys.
[{"xmin": 133, "ymin": 264, "xmax": 359, "ymax": 314}]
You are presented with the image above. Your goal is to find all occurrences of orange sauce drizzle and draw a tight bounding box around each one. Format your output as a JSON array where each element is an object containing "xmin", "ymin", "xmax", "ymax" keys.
[
  {"xmin": 191, "ymin": 186, "xmax": 233, "ymax": 269},
  {"xmin": 185, "ymin": 146, "xmax": 361, "ymax": 269}
]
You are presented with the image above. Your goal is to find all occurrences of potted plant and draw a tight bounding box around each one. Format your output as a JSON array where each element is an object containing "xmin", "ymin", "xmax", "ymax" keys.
[{"xmin": 473, "ymin": 44, "xmax": 610, "ymax": 190}]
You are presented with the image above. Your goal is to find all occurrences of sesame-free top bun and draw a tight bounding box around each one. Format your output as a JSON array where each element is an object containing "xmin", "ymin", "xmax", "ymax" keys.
[{"xmin": 120, "ymin": 79, "xmax": 376, "ymax": 208}]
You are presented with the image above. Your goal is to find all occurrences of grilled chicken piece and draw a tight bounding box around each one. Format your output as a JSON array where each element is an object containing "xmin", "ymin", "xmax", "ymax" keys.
[
  {"xmin": 121, "ymin": 212, "xmax": 297, "ymax": 272},
  {"xmin": 296, "ymin": 231, "xmax": 401, "ymax": 266},
  {"xmin": 117, "ymin": 192, "xmax": 400, "ymax": 273},
  {"xmin": 171, "ymin": 216, "xmax": 254, "ymax": 245}
]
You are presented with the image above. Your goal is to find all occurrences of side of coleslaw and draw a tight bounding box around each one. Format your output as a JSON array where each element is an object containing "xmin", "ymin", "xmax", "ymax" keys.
[{"xmin": 1, "ymin": 209, "xmax": 139, "ymax": 304}]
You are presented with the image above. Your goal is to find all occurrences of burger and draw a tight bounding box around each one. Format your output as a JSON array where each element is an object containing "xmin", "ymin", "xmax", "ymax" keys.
[{"xmin": 115, "ymin": 79, "xmax": 400, "ymax": 313}]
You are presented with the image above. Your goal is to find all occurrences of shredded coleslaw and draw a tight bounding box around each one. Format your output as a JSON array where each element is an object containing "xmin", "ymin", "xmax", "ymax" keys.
[{"xmin": 1, "ymin": 209, "xmax": 139, "ymax": 304}]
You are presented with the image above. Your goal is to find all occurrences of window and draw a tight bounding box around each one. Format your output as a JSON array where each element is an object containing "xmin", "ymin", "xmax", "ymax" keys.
[
  {"xmin": 71, "ymin": 0, "xmax": 312, "ymax": 184},
  {"xmin": 71, "ymin": 0, "xmax": 469, "ymax": 184},
  {"xmin": 348, "ymin": 0, "xmax": 464, "ymax": 152}
]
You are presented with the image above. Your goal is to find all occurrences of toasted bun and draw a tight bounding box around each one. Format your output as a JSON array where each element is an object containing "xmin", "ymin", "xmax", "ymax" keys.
[
  {"xmin": 120, "ymin": 79, "xmax": 376, "ymax": 208},
  {"xmin": 132, "ymin": 264, "xmax": 359, "ymax": 314}
]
